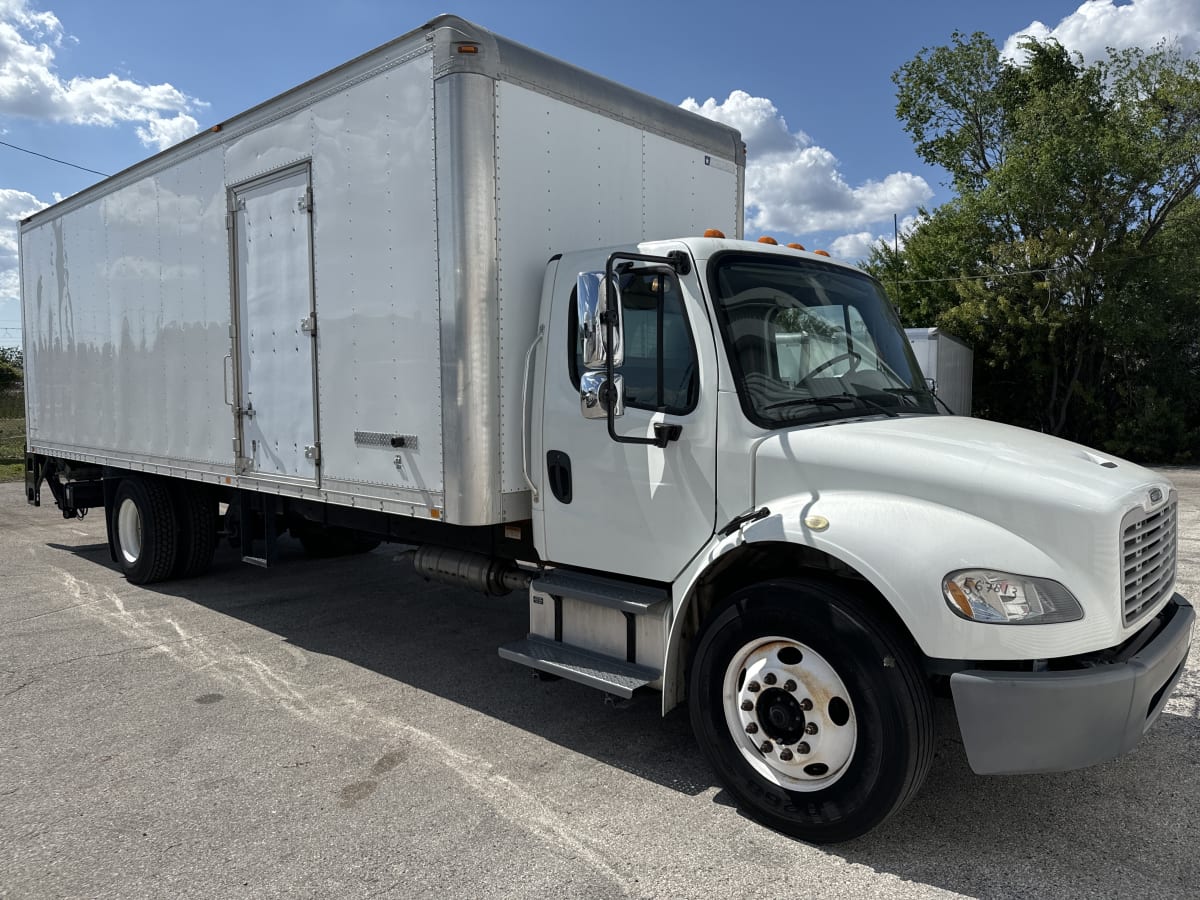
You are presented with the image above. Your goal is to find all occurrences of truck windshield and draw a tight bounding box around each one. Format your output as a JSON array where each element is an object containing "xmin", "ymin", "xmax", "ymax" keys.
[{"xmin": 708, "ymin": 253, "xmax": 937, "ymax": 427}]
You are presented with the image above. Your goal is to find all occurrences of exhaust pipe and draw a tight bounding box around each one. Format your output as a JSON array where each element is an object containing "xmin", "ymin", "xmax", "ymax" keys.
[{"xmin": 411, "ymin": 546, "xmax": 532, "ymax": 596}]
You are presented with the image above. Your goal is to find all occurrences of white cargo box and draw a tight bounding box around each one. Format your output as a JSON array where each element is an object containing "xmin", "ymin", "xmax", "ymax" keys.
[
  {"xmin": 905, "ymin": 327, "xmax": 973, "ymax": 416},
  {"xmin": 20, "ymin": 15, "xmax": 744, "ymax": 526}
]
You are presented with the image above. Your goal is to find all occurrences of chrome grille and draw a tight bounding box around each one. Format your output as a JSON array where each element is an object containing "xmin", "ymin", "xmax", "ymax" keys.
[{"xmin": 1122, "ymin": 497, "xmax": 1178, "ymax": 626}]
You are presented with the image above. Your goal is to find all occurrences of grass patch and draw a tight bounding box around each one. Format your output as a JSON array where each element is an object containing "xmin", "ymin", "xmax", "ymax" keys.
[{"xmin": 0, "ymin": 416, "xmax": 26, "ymax": 483}]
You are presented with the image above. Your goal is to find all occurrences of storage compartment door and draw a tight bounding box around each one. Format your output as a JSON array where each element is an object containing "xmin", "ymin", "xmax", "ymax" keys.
[{"xmin": 232, "ymin": 165, "xmax": 320, "ymax": 484}]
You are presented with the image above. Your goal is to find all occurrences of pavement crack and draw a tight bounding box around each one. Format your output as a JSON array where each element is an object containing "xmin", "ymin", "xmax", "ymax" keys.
[
  {"xmin": 2, "ymin": 680, "xmax": 36, "ymax": 699},
  {"xmin": 33, "ymin": 637, "xmax": 200, "ymax": 671},
  {"xmin": 1, "ymin": 604, "xmax": 88, "ymax": 625}
]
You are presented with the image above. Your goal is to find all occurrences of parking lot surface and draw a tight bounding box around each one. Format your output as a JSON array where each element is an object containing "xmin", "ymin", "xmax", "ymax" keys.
[{"xmin": 1, "ymin": 472, "xmax": 1198, "ymax": 899}]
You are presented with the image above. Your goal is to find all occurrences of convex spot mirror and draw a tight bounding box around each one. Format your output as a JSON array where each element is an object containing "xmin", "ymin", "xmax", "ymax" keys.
[
  {"xmin": 577, "ymin": 271, "xmax": 624, "ymax": 369},
  {"xmin": 580, "ymin": 372, "xmax": 625, "ymax": 419}
]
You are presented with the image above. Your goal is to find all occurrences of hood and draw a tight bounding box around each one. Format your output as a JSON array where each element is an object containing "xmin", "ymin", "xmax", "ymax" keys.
[{"xmin": 754, "ymin": 415, "xmax": 1171, "ymax": 566}]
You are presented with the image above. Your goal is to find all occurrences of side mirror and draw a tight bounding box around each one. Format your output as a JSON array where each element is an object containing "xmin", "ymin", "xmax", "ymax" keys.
[
  {"xmin": 580, "ymin": 371, "xmax": 625, "ymax": 419},
  {"xmin": 924, "ymin": 377, "xmax": 938, "ymax": 394},
  {"xmin": 577, "ymin": 271, "xmax": 623, "ymax": 369}
]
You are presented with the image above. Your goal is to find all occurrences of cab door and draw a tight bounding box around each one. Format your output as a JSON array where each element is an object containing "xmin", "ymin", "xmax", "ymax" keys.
[{"xmin": 537, "ymin": 248, "xmax": 718, "ymax": 583}]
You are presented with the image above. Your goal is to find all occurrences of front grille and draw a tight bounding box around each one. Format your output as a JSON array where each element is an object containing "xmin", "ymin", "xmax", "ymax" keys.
[{"xmin": 1122, "ymin": 497, "xmax": 1178, "ymax": 626}]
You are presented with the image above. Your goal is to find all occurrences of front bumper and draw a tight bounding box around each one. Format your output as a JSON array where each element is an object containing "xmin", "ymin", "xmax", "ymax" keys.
[{"xmin": 951, "ymin": 594, "xmax": 1194, "ymax": 775}]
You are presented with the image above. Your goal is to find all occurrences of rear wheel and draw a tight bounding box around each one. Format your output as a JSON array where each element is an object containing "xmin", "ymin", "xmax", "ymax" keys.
[
  {"xmin": 688, "ymin": 578, "xmax": 933, "ymax": 843},
  {"xmin": 111, "ymin": 477, "xmax": 179, "ymax": 585},
  {"xmin": 170, "ymin": 483, "xmax": 218, "ymax": 578}
]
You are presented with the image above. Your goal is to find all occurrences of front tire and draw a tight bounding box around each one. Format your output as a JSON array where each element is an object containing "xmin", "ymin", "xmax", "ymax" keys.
[
  {"xmin": 111, "ymin": 477, "xmax": 179, "ymax": 585},
  {"xmin": 688, "ymin": 579, "xmax": 933, "ymax": 843}
]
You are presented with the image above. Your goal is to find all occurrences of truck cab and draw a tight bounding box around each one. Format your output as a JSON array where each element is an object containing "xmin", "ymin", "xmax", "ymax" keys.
[{"xmin": 518, "ymin": 235, "xmax": 1193, "ymax": 842}]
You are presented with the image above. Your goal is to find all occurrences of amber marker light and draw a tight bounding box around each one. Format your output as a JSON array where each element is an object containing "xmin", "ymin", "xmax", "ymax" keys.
[
  {"xmin": 945, "ymin": 581, "xmax": 974, "ymax": 618},
  {"xmin": 457, "ymin": 44, "xmax": 479, "ymax": 54},
  {"xmin": 813, "ymin": 249, "xmax": 831, "ymax": 257},
  {"xmin": 757, "ymin": 236, "xmax": 778, "ymax": 245},
  {"xmin": 703, "ymin": 228, "xmax": 726, "ymax": 238},
  {"xmin": 786, "ymin": 242, "xmax": 805, "ymax": 251}
]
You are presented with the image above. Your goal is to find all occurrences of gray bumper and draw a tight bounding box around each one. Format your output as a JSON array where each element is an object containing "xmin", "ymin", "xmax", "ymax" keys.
[{"xmin": 951, "ymin": 595, "xmax": 1194, "ymax": 775}]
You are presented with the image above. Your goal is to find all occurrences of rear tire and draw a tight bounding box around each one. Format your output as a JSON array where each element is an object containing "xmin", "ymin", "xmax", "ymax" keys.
[
  {"xmin": 688, "ymin": 578, "xmax": 933, "ymax": 843},
  {"xmin": 170, "ymin": 483, "xmax": 218, "ymax": 578},
  {"xmin": 111, "ymin": 477, "xmax": 179, "ymax": 585}
]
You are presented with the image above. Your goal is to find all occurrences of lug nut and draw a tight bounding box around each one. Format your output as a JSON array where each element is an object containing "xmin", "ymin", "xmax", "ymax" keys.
[
  {"xmin": 741, "ymin": 700, "xmax": 754, "ymax": 711},
  {"xmin": 746, "ymin": 722, "xmax": 758, "ymax": 734},
  {"xmin": 784, "ymin": 679, "xmax": 797, "ymax": 692},
  {"xmin": 763, "ymin": 673, "xmax": 777, "ymax": 685},
  {"xmin": 805, "ymin": 722, "xmax": 818, "ymax": 735},
  {"xmin": 747, "ymin": 681, "xmax": 761, "ymax": 693},
  {"xmin": 797, "ymin": 742, "xmax": 810, "ymax": 754},
  {"xmin": 799, "ymin": 698, "xmax": 813, "ymax": 711},
  {"xmin": 779, "ymin": 749, "xmax": 794, "ymax": 761},
  {"xmin": 759, "ymin": 741, "xmax": 774, "ymax": 754}
]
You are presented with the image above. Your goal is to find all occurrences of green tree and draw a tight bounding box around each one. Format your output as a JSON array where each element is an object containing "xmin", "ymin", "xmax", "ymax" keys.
[
  {"xmin": 0, "ymin": 347, "xmax": 20, "ymax": 389},
  {"xmin": 871, "ymin": 33, "xmax": 1200, "ymax": 460}
]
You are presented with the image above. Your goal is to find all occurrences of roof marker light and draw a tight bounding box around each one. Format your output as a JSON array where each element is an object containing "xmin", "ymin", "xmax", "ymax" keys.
[
  {"xmin": 813, "ymin": 249, "xmax": 831, "ymax": 257},
  {"xmin": 703, "ymin": 228, "xmax": 726, "ymax": 238},
  {"xmin": 786, "ymin": 242, "xmax": 805, "ymax": 251},
  {"xmin": 757, "ymin": 236, "xmax": 778, "ymax": 245}
]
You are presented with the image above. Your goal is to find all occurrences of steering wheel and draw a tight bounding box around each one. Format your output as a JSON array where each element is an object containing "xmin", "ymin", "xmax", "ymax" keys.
[{"xmin": 803, "ymin": 350, "xmax": 863, "ymax": 380}]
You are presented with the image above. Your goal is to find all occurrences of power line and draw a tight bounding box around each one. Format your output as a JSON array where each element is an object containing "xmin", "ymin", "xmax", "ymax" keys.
[{"xmin": 0, "ymin": 138, "xmax": 110, "ymax": 178}]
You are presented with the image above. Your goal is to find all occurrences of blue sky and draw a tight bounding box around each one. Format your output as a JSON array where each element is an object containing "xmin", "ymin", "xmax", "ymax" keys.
[{"xmin": 3, "ymin": 0, "xmax": 1199, "ymax": 347}]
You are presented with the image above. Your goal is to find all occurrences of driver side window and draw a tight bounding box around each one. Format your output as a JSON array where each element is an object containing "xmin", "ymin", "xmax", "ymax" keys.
[{"xmin": 569, "ymin": 272, "xmax": 699, "ymax": 414}]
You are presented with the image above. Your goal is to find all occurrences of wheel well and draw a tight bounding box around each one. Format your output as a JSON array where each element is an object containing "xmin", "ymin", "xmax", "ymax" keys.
[{"xmin": 665, "ymin": 541, "xmax": 925, "ymax": 712}]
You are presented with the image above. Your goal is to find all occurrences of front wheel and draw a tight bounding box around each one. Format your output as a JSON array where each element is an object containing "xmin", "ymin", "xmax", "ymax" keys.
[{"xmin": 688, "ymin": 579, "xmax": 933, "ymax": 843}]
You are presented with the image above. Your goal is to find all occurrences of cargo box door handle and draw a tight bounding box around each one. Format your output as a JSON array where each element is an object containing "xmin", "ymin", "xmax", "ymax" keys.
[{"xmin": 223, "ymin": 355, "xmax": 234, "ymax": 407}]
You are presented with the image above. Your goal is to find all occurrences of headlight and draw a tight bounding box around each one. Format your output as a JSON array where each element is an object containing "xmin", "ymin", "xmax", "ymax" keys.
[{"xmin": 943, "ymin": 570, "xmax": 1083, "ymax": 624}]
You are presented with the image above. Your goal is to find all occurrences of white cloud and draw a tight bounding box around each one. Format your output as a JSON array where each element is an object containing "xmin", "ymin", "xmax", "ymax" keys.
[
  {"xmin": 0, "ymin": 187, "xmax": 50, "ymax": 340},
  {"xmin": 682, "ymin": 90, "xmax": 932, "ymax": 237},
  {"xmin": 1003, "ymin": 0, "xmax": 1200, "ymax": 63},
  {"xmin": 0, "ymin": 0, "xmax": 204, "ymax": 149},
  {"xmin": 829, "ymin": 215, "xmax": 923, "ymax": 264}
]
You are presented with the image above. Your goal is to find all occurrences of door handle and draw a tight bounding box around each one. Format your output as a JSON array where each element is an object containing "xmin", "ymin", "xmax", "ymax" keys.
[{"xmin": 546, "ymin": 450, "xmax": 572, "ymax": 504}]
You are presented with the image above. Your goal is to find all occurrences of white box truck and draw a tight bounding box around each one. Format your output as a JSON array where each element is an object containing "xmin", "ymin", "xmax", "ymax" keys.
[
  {"xmin": 19, "ymin": 15, "xmax": 1192, "ymax": 843},
  {"xmin": 905, "ymin": 326, "xmax": 972, "ymax": 415}
]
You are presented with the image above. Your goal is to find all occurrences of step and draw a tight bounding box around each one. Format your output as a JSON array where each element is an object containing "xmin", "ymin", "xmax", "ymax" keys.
[
  {"xmin": 498, "ymin": 636, "xmax": 661, "ymax": 699},
  {"xmin": 532, "ymin": 570, "xmax": 669, "ymax": 616}
]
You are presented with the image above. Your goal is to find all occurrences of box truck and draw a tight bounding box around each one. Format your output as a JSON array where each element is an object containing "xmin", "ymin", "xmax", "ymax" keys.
[
  {"xmin": 19, "ymin": 15, "xmax": 1192, "ymax": 842},
  {"xmin": 905, "ymin": 327, "xmax": 972, "ymax": 415}
]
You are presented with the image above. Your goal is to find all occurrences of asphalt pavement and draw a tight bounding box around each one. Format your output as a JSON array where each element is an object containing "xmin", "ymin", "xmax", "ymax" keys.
[{"xmin": 1, "ymin": 472, "xmax": 1198, "ymax": 900}]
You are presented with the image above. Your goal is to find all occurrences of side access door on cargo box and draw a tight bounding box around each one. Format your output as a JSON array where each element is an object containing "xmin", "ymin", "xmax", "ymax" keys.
[{"xmin": 228, "ymin": 164, "xmax": 321, "ymax": 485}]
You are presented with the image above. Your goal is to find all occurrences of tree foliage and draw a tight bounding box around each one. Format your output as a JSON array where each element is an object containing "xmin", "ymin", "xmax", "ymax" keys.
[
  {"xmin": 870, "ymin": 33, "xmax": 1200, "ymax": 461},
  {"xmin": 0, "ymin": 347, "xmax": 21, "ymax": 389}
]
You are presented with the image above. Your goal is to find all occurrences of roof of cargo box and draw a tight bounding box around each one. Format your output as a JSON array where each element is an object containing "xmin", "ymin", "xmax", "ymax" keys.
[{"xmin": 20, "ymin": 14, "xmax": 745, "ymax": 228}]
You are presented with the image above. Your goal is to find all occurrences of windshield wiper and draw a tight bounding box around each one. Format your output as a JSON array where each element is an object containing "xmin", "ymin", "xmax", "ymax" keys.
[
  {"xmin": 880, "ymin": 386, "xmax": 954, "ymax": 415},
  {"xmin": 763, "ymin": 393, "xmax": 898, "ymax": 417}
]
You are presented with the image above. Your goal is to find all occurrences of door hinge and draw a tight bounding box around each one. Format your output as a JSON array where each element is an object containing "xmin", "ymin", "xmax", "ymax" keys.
[
  {"xmin": 298, "ymin": 186, "xmax": 313, "ymax": 213},
  {"xmin": 300, "ymin": 312, "xmax": 317, "ymax": 336},
  {"xmin": 304, "ymin": 443, "xmax": 321, "ymax": 465}
]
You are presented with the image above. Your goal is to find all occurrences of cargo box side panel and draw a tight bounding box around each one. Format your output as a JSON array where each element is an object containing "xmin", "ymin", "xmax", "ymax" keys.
[
  {"xmin": 310, "ymin": 52, "xmax": 444, "ymax": 503},
  {"xmin": 493, "ymin": 83, "xmax": 643, "ymax": 509},
  {"xmin": 493, "ymin": 82, "xmax": 741, "ymax": 502},
  {"xmin": 641, "ymin": 131, "xmax": 741, "ymax": 242},
  {"xmin": 22, "ymin": 147, "xmax": 232, "ymax": 466}
]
